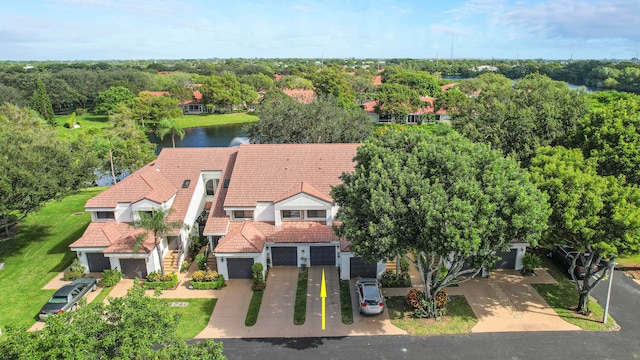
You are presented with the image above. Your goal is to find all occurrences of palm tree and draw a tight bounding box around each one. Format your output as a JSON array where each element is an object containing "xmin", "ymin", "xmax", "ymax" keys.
[
  {"xmin": 156, "ymin": 118, "xmax": 185, "ymax": 148},
  {"xmin": 133, "ymin": 208, "xmax": 185, "ymax": 276}
]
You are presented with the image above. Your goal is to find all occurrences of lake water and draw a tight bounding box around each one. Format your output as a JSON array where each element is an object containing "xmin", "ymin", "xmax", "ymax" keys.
[{"xmin": 148, "ymin": 123, "xmax": 249, "ymax": 154}]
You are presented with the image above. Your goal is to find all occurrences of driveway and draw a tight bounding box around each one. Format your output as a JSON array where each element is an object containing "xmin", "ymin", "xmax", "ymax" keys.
[
  {"xmin": 196, "ymin": 266, "xmax": 404, "ymax": 338},
  {"xmin": 449, "ymin": 269, "xmax": 580, "ymax": 332}
]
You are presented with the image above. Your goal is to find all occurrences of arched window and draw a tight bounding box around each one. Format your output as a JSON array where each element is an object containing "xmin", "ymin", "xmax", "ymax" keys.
[{"xmin": 205, "ymin": 179, "xmax": 215, "ymax": 196}]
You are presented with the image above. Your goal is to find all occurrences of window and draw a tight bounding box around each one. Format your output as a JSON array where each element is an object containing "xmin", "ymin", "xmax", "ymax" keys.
[
  {"xmin": 281, "ymin": 210, "xmax": 301, "ymax": 220},
  {"xmin": 233, "ymin": 210, "xmax": 253, "ymax": 220},
  {"xmin": 96, "ymin": 211, "xmax": 115, "ymax": 220},
  {"xmin": 205, "ymin": 179, "xmax": 216, "ymax": 196},
  {"xmin": 306, "ymin": 210, "xmax": 326, "ymax": 219}
]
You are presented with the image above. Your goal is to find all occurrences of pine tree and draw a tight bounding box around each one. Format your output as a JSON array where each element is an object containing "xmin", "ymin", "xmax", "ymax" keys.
[{"xmin": 32, "ymin": 78, "xmax": 55, "ymax": 125}]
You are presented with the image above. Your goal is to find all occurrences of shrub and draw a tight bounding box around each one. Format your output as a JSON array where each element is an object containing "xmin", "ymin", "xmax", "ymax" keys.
[
  {"xmin": 64, "ymin": 112, "xmax": 77, "ymax": 128},
  {"xmin": 405, "ymin": 289, "xmax": 426, "ymax": 309},
  {"xmin": 102, "ymin": 269, "xmax": 123, "ymax": 287},
  {"xmin": 145, "ymin": 273, "xmax": 179, "ymax": 290},
  {"xmin": 400, "ymin": 257, "xmax": 410, "ymax": 273},
  {"xmin": 381, "ymin": 269, "xmax": 412, "ymax": 288},
  {"xmin": 191, "ymin": 273, "xmax": 225, "ymax": 290},
  {"xmin": 64, "ymin": 259, "xmax": 86, "ymax": 280},
  {"xmin": 75, "ymin": 108, "xmax": 86, "ymax": 116},
  {"xmin": 195, "ymin": 253, "xmax": 207, "ymax": 270},
  {"xmin": 191, "ymin": 270, "xmax": 218, "ymax": 282},
  {"xmin": 180, "ymin": 260, "xmax": 191, "ymax": 273},
  {"xmin": 522, "ymin": 252, "xmax": 542, "ymax": 275}
]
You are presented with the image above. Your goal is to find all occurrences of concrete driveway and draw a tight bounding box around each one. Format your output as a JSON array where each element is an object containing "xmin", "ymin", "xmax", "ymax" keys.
[
  {"xmin": 196, "ymin": 266, "xmax": 404, "ymax": 338},
  {"xmin": 448, "ymin": 269, "xmax": 581, "ymax": 332}
]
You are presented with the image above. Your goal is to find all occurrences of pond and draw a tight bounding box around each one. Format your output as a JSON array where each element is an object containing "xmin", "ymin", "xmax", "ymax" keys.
[{"xmin": 148, "ymin": 123, "xmax": 249, "ymax": 154}]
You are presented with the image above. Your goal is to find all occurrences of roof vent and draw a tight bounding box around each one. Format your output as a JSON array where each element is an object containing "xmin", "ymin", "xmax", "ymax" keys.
[
  {"xmin": 223, "ymin": 179, "xmax": 230, "ymax": 188},
  {"xmin": 181, "ymin": 180, "xmax": 191, "ymax": 188}
]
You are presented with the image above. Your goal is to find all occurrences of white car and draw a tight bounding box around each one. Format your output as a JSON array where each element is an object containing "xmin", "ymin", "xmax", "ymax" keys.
[{"xmin": 355, "ymin": 278, "xmax": 385, "ymax": 315}]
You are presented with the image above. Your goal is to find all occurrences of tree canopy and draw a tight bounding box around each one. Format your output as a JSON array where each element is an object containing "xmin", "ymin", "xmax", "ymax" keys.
[
  {"xmin": 373, "ymin": 83, "xmax": 422, "ymax": 120},
  {"xmin": 575, "ymin": 91, "xmax": 640, "ymax": 185},
  {"xmin": 31, "ymin": 78, "xmax": 55, "ymax": 125},
  {"xmin": 452, "ymin": 73, "xmax": 590, "ymax": 164},
  {"xmin": 247, "ymin": 94, "xmax": 373, "ymax": 144},
  {"xmin": 331, "ymin": 126, "xmax": 549, "ymax": 313},
  {"xmin": 94, "ymin": 86, "xmax": 135, "ymax": 115},
  {"xmin": 0, "ymin": 104, "xmax": 94, "ymax": 235},
  {"xmin": 0, "ymin": 281, "xmax": 226, "ymax": 359},
  {"xmin": 529, "ymin": 145, "xmax": 640, "ymax": 314}
]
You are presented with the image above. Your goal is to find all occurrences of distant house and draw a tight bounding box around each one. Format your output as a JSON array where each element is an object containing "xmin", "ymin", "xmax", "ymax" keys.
[
  {"xmin": 282, "ymin": 88, "xmax": 315, "ymax": 104},
  {"xmin": 142, "ymin": 89, "xmax": 212, "ymax": 115}
]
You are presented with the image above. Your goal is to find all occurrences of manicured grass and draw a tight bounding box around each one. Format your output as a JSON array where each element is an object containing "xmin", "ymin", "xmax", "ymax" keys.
[
  {"xmin": 339, "ymin": 280, "xmax": 353, "ymax": 324},
  {"xmin": 165, "ymin": 298, "xmax": 217, "ymax": 339},
  {"xmin": 386, "ymin": 296, "xmax": 478, "ymax": 335},
  {"xmin": 175, "ymin": 112, "xmax": 258, "ymax": 129},
  {"xmin": 54, "ymin": 113, "xmax": 110, "ymax": 140},
  {"xmin": 0, "ymin": 187, "xmax": 107, "ymax": 330},
  {"xmin": 91, "ymin": 286, "xmax": 114, "ymax": 304},
  {"xmin": 293, "ymin": 269, "xmax": 308, "ymax": 325},
  {"xmin": 245, "ymin": 290, "xmax": 264, "ymax": 326},
  {"xmin": 616, "ymin": 253, "xmax": 640, "ymax": 268},
  {"xmin": 531, "ymin": 255, "xmax": 617, "ymax": 331}
]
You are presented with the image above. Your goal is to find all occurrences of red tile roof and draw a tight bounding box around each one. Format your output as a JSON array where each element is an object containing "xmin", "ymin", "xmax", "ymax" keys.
[
  {"xmin": 214, "ymin": 222, "xmax": 265, "ymax": 253},
  {"xmin": 373, "ymin": 75, "xmax": 382, "ymax": 86},
  {"xmin": 86, "ymin": 148, "xmax": 236, "ymax": 225},
  {"xmin": 215, "ymin": 221, "xmax": 340, "ymax": 254},
  {"xmin": 282, "ymin": 88, "xmax": 315, "ymax": 104},
  {"xmin": 274, "ymin": 181, "xmax": 332, "ymax": 204},
  {"xmin": 440, "ymin": 83, "xmax": 458, "ymax": 91},
  {"xmin": 224, "ymin": 144, "xmax": 359, "ymax": 207},
  {"xmin": 69, "ymin": 222, "xmax": 155, "ymax": 253}
]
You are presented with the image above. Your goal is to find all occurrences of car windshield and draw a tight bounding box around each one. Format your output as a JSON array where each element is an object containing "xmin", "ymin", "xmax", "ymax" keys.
[
  {"xmin": 362, "ymin": 284, "xmax": 380, "ymax": 304},
  {"xmin": 49, "ymin": 295, "xmax": 69, "ymax": 304}
]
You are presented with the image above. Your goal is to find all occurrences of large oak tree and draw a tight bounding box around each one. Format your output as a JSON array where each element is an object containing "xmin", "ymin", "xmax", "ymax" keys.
[
  {"xmin": 529, "ymin": 146, "xmax": 640, "ymax": 314},
  {"xmin": 332, "ymin": 125, "xmax": 549, "ymax": 316}
]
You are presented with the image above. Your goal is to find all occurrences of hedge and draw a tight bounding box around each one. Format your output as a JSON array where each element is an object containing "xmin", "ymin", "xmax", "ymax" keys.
[
  {"xmin": 191, "ymin": 275, "xmax": 225, "ymax": 290},
  {"xmin": 144, "ymin": 273, "xmax": 179, "ymax": 290}
]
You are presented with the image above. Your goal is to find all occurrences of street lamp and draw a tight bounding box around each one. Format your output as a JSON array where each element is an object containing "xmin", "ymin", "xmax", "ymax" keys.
[{"xmin": 603, "ymin": 259, "xmax": 617, "ymax": 324}]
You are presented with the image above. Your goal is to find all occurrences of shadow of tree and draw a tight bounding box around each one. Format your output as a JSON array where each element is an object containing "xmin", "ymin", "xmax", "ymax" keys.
[{"xmin": 240, "ymin": 336, "xmax": 346, "ymax": 350}]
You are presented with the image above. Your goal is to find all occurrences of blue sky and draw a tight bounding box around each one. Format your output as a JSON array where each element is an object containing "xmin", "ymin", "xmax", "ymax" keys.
[{"xmin": 1, "ymin": 0, "xmax": 639, "ymax": 61}]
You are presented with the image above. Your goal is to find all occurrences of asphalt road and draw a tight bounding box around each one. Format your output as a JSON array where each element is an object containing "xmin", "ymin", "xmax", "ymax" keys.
[{"xmin": 220, "ymin": 270, "xmax": 640, "ymax": 360}]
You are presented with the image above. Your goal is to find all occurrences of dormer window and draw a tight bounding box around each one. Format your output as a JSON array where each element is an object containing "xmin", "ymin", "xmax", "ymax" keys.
[
  {"xmin": 206, "ymin": 179, "xmax": 217, "ymax": 196},
  {"xmin": 96, "ymin": 211, "xmax": 115, "ymax": 220},
  {"xmin": 233, "ymin": 210, "xmax": 253, "ymax": 220},
  {"xmin": 306, "ymin": 210, "xmax": 326, "ymax": 219},
  {"xmin": 281, "ymin": 210, "xmax": 301, "ymax": 220}
]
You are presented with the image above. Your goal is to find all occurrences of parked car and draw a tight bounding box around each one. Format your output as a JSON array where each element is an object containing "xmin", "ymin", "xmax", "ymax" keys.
[
  {"xmin": 551, "ymin": 244, "xmax": 598, "ymax": 279},
  {"xmin": 39, "ymin": 277, "xmax": 98, "ymax": 320},
  {"xmin": 355, "ymin": 278, "xmax": 385, "ymax": 315}
]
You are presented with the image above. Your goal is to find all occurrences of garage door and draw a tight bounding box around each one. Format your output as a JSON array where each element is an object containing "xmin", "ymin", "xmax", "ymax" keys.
[
  {"xmin": 120, "ymin": 259, "xmax": 147, "ymax": 279},
  {"xmin": 495, "ymin": 249, "xmax": 517, "ymax": 269},
  {"xmin": 227, "ymin": 258, "xmax": 254, "ymax": 279},
  {"xmin": 350, "ymin": 257, "xmax": 378, "ymax": 278},
  {"xmin": 86, "ymin": 253, "xmax": 111, "ymax": 272},
  {"xmin": 310, "ymin": 246, "xmax": 336, "ymax": 266},
  {"xmin": 271, "ymin": 247, "xmax": 297, "ymax": 266}
]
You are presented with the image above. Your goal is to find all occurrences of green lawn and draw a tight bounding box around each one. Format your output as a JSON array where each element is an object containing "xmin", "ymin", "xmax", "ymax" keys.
[
  {"xmin": 245, "ymin": 290, "xmax": 264, "ymax": 326},
  {"xmin": 165, "ymin": 298, "xmax": 217, "ymax": 339},
  {"xmin": 339, "ymin": 280, "xmax": 353, "ymax": 324},
  {"xmin": 54, "ymin": 113, "xmax": 110, "ymax": 140},
  {"xmin": 0, "ymin": 187, "xmax": 106, "ymax": 330},
  {"xmin": 531, "ymin": 254, "xmax": 617, "ymax": 331},
  {"xmin": 386, "ymin": 296, "xmax": 478, "ymax": 335},
  {"xmin": 616, "ymin": 253, "xmax": 640, "ymax": 268},
  {"xmin": 293, "ymin": 269, "xmax": 308, "ymax": 325},
  {"xmin": 175, "ymin": 112, "xmax": 258, "ymax": 129},
  {"xmin": 91, "ymin": 286, "xmax": 114, "ymax": 304},
  {"xmin": 54, "ymin": 112, "xmax": 258, "ymax": 141}
]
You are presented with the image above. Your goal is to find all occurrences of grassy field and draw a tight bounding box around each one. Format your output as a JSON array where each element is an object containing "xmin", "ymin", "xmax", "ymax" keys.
[
  {"xmin": 54, "ymin": 112, "xmax": 258, "ymax": 141},
  {"xmin": 387, "ymin": 296, "xmax": 478, "ymax": 335},
  {"xmin": 0, "ymin": 187, "xmax": 106, "ymax": 330},
  {"xmin": 531, "ymin": 254, "xmax": 618, "ymax": 331},
  {"xmin": 165, "ymin": 298, "xmax": 217, "ymax": 339}
]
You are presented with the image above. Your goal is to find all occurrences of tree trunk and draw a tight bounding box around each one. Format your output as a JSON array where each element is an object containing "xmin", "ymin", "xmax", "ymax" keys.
[
  {"xmin": 157, "ymin": 245, "xmax": 165, "ymax": 276},
  {"xmin": 171, "ymin": 132, "xmax": 176, "ymax": 148},
  {"xmin": 577, "ymin": 291, "xmax": 590, "ymax": 315},
  {"xmin": 2, "ymin": 214, "xmax": 8, "ymax": 237},
  {"xmin": 395, "ymin": 254, "xmax": 400, "ymax": 281},
  {"xmin": 109, "ymin": 149, "xmax": 117, "ymax": 185}
]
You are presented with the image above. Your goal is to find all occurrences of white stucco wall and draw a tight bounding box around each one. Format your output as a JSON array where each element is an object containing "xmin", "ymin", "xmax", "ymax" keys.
[
  {"xmin": 339, "ymin": 252, "xmax": 385, "ymax": 280},
  {"xmin": 215, "ymin": 251, "xmax": 266, "ymax": 279},
  {"xmin": 255, "ymin": 202, "xmax": 275, "ymax": 222}
]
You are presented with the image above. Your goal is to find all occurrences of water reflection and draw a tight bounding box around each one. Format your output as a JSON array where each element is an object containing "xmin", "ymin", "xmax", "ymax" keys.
[{"xmin": 148, "ymin": 123, "xmax": 248, "ymax": 154}]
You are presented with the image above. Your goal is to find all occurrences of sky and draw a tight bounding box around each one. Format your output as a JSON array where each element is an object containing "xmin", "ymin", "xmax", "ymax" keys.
[{"xmin": 1, "ymin": 0, "xmax": 639, "ymax": 61}]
